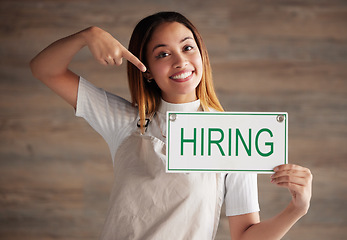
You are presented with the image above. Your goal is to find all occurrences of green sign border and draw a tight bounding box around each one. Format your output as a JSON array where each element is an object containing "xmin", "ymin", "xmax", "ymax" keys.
[{"xmin": 167, "ymin": 112, "xmax": 288, "ymax": 172}]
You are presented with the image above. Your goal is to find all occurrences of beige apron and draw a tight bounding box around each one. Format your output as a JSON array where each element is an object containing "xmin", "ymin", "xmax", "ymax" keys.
[{"xmin": 100, "ymin": 119, "xmax": 224, "ymax": 240}]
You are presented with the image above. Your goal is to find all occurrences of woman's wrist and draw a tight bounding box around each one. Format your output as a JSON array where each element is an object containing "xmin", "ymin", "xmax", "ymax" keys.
[
  {"xmin": 75, "ymin": 26, "xmax": 96, "ymax": 48},
  {"xmin": 287, "ymin": 200, "xmax": 309, "ymax": 218},
  {"xmin": 79, "ymin": 26, "xmax": 106, "ymax": 46}
]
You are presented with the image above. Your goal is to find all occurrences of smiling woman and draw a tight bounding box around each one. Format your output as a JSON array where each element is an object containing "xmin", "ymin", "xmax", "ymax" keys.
[
  {"xmin": 30, "ymin": 11, "xmax": 312, "ymax": 240},
  {"xmin": 145, "ymin": 22, "xmax": 203, "ymax": 103},
  {"xmin": 127, "ymin": 12, "xmax": 224, "ymax": 132}
]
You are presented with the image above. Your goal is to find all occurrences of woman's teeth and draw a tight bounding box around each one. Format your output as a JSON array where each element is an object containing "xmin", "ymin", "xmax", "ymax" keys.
[{"xmin": 171, "ymin": 71, "xmax": 192, "ymax": 80}]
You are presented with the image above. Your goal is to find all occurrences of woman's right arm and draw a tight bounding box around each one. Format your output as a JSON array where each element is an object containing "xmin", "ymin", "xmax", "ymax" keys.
[{"xmin": 30, "ymin": 26, "xmax": 146, "ymax": 109}]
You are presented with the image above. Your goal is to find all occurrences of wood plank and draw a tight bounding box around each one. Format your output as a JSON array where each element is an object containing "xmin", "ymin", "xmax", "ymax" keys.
[{"xmin": 1, "ymin": 0, "xmax": 346, "ymax": 239}]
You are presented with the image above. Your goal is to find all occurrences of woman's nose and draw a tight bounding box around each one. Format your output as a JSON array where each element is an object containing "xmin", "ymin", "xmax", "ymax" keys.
[{"xmin": 173, "ymin": 53, "xmax": 188, "ymax": 68}]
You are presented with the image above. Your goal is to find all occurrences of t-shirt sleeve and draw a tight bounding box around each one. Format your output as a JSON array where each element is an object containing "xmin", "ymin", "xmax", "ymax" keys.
[
  {"xmin": 224, "ymin": 173, "xmax": 260, "ymax": 216},
  {"xmin": 75, "ymin": 76, "xmax": 138, "ymax": 162}
]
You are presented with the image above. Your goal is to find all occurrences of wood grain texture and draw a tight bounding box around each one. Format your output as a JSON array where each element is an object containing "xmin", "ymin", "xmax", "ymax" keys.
[{"xmin": 1, "ymin": 0, "xmax": 346, "ymax": 239}]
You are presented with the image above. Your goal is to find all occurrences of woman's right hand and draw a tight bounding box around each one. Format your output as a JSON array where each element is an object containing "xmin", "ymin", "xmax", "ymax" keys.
[{"xmin": 82, "ymin": 26, "xmax": 146, "ymax": 72}]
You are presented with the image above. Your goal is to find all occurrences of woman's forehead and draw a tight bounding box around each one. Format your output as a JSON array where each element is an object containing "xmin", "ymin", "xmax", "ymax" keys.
[{"xmin": 148, "ymin": 22, "xmax": 195, "ymax": 48}]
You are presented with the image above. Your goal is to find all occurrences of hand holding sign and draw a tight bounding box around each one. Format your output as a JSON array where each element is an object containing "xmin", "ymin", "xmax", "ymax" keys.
[{"xmin": 271, "ymin": 164, "xmax": 313, "ymax": 214}]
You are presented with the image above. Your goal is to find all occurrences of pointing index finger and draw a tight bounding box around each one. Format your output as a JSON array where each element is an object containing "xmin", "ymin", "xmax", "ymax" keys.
[{"xmin": 122, "ymin": 47, "xmax": 147, "ymax": 72}]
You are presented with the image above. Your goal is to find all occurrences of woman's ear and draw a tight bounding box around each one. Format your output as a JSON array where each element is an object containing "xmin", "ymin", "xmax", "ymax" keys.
[{"xmin": 143, "ymin": 70, "xmax": 154, "ymax": 81}]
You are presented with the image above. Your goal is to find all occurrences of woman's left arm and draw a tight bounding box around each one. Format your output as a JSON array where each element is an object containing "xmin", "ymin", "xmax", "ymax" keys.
[{"xmin": 229, "ymin": 164, "xmax": 313, "ymax": 240}]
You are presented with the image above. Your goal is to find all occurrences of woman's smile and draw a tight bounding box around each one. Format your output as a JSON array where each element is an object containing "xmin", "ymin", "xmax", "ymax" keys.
[{"xmin": 170, "ymin": 70, "xmax": 194, "ymax": 82}]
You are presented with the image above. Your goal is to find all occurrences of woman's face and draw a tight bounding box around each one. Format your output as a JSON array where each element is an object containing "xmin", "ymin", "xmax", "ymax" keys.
[{"xmin": 146, "ymin": 22, "xmax": 203, "ymax": 104}]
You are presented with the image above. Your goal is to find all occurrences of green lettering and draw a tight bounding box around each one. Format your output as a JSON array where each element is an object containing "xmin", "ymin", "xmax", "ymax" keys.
[
  {"xmin": 236, "ymin": 129, "xmax": 251, "ymax": 156},
  {"xmin": 181, "ymin": 128, "xmax": 197, "ymax": 156},
  {"xmin": 201, "ymin": 128, "xmax": 204, "ymax": 156},
  {"xmin": 208, "ymin": 128, "xmax": 225, "ymax": 156},
  {"xmin": 255, "ymin": 128, "xmax": 274, "ymax": 157},
  {"xmin": 228, "ymin": 128, "xmax": 232, "ymax": 156}
]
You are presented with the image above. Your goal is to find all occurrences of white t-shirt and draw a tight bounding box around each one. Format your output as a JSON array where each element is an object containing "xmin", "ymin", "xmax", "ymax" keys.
[{"xmin": 76, "ymin": 77, "xmax": 259, "ymax": 239}]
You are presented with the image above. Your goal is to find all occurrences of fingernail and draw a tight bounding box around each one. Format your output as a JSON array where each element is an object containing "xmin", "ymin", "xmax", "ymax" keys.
[{"xmin": 274, "ymin": 167, "xmax": 279, "ymax": 171}]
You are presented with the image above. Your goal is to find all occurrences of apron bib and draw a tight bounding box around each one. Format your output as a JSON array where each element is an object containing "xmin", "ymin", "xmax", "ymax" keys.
[{"xmin": 100, "ymin": 123, "xmax": 224, "ymax": 240}]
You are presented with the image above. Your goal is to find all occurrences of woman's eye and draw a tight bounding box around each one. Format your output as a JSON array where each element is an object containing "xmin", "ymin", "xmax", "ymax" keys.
[
  {"xmin": 156, "ymin": 52, "xmax": 169, "ymax": 59},
  {"xmin": 184, "ymin": 46, "xmax": 194, "ymax": 51}
]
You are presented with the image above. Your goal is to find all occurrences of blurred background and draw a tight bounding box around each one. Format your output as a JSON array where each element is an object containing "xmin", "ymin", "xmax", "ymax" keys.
[{"xmin": 0, "ymin": 0, "xmax": 346, "ymax": 239}]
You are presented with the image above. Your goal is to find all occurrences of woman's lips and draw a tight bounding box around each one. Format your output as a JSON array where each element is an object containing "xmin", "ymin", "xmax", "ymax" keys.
[{"xmin": 170, "ymin": 71, "xmax": 193, "ymax": 82}]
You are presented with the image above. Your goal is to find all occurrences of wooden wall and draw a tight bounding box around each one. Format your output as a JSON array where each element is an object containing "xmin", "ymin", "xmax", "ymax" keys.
[{"xmin": 0, "ymin": 0, "xmax": 346, "ymax": 239}]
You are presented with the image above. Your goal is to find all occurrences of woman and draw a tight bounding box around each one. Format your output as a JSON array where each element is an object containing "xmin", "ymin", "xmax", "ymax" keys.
[{"xmin": 30, "ymin": 11, "xmax": 312, "ymax": 240}]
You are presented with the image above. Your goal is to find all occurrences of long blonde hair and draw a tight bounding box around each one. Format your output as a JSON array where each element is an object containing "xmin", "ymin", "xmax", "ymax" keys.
[{"xmin": 127, "ymin": 12, "xmax": 223, "ymax": 132}]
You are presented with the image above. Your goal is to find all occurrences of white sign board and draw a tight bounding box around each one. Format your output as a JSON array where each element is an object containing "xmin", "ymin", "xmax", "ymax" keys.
[{"xmin": 166, "ymin": 112, "xmax": 288, "ymax": 173}]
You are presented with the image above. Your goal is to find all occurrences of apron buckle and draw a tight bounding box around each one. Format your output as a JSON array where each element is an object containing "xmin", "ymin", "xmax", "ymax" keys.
[{"xmin": 137, "ymin": 118, "xmax": 150, "ymax": 129}]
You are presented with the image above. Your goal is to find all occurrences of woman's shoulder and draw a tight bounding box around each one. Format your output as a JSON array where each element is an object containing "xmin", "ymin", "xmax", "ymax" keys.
[
  {"xmin": 76, "ymin": 76, "xmax": 139, "ymax": 127},
  {"xmin": 78, "ymin": 76, "xmax": 136, "ymax": 111}
]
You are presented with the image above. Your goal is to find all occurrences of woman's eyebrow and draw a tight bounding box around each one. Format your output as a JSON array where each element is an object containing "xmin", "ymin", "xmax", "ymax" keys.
[
  {"xmin": 152, "ymin": 44, "xmax": 167, "ymax": 52},
  {"xmin": 180, "ymin": 36, "xmax": 193, "ymax": 43},
  {"xmin": 152, "ymin": 36, "xmax": 194, "ymax": 52}
]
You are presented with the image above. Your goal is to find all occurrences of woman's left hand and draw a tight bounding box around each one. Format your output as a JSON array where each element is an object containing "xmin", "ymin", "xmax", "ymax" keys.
[{"xmin": 271, "ymin": 164, "xmax": 313, "ymax": 215}]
